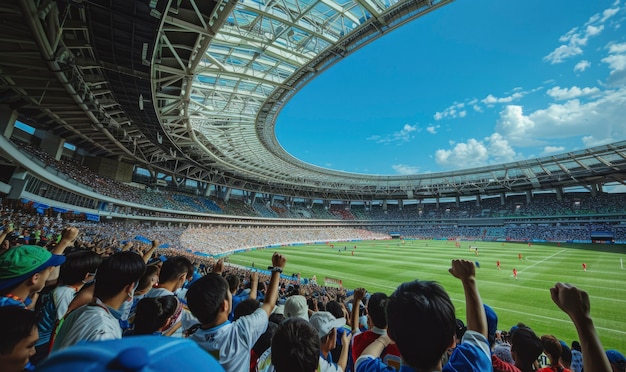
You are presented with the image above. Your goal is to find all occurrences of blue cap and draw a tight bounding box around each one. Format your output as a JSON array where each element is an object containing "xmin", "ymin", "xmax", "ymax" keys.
[
  {"xmin": 37, "ymin": 335, "xmax": 224, "ymax": 371},
  {"xmin": 484, "ymin": 304, "xmax": 498, "ymax": 339},
  {"xmin": 606, "ymin": 349, "xmax": 625, "ymax": 364}
]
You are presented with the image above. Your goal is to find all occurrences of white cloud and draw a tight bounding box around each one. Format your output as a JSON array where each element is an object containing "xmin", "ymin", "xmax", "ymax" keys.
[
  {"xmin": 492, "ymin": 88, "xmax": 626, "ymax": 146},
  {"xmin": 434, "ymin": 134, "xmax": 518, "ymax": 169},
  {"xmin": 434, "ymin": 102, "xmax": 466, "ymax": 121},
  {"xmin": 544, "ymin": 4, "xmax": 617, "ymax": 64},
  {"xmin": 546, "ymin": 86, "xmax": 600, "ymax": 100},
  {"xmin": 574, "ymin": 60, "xmax": 591, "ymax": 72},
  {"xmin": 392, "ymin": 164, "xmax": 420, "ymax": 175},
  {"xmin": 459, "ymin": 110, "xmax": 467, "ymax": 118},
  {"xmin": 435, "ymin": 139, "xmax": 489, "ymax": 168},
  {"xmin": 496, "ymin": 105, "xmax": 536, "ymax": 143},
  {"xmin": 367, "ymin": 124, "xmax": 417, "ymax": 144},
  {"xmin": 473, "ymin": 104, "xmax": 483, "ymax": 113},
  {"xmin": 608, "ymin": 42, "xmax": 626, "ymax": 54},
  {"xmin": 602, "ymin": 42, "xmax": 626, "ymax": 85},
  {"xmin": 543, "ymin": 146, "xmax": 565, "ymax": 154},
  {"xmin": 426, "ymin": 125, "xmax": 439, "ymax": 134},
  {"xmin": 582, "ymin": 135, "xmax": 615, "ymax": 147},
  {"xmin": 544, "ymin": 45, "xmax": 584, "ymax": 64},
  {"xmin": 481, "ymin": 92, "xmax": 525, "ymax": 105}
]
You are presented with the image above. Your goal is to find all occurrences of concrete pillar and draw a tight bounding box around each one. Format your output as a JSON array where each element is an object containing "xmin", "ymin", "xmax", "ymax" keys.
[
  {"xmin": 500, "ymin": 193, "xmax": 506, "ymax": 206},
  {"xmin": 223, "ymin": 187, "xmax": 232, "ymax": 203},
  {"xmin": 455, "ymin": 196, "xmax": 460, "ymax": 207},
  {"xmin": 7, "ymin": 170, "xmax": 28, "ymax": 200},
  {"xmin": 0, "ymin": 105, "xmax": 18, "ymax": 139},
  {"xmin": 475, "ymin": 194, "xmax": 481, "ymax": 207},
  {"xmin": 555, "ymin": 187, "xmax": 563, "ymax": 202},
  {"xmin": 526, "ymin": 190, "xmax": 532, "ymax": 204},
  {"xmin": 35, "ymin": 129, "xmax": 65, "ymax": 161}
]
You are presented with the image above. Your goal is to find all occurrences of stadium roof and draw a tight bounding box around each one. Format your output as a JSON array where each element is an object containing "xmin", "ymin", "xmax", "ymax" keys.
[{"xmin": 1, "ymin": 0, "xmax": 626, "ymax": 201}]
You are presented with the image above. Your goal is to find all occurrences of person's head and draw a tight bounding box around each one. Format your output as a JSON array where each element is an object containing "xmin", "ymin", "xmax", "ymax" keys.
[
  {"xmin": 386, "ymin": 280, "xmax": 456, "ymax": 371},
  {"xmin": 540, "ymin": 335, "xmax": 562, "ymax": 363},
  {"xmin": 284, "ymin": 295, "xmax": 309, "ymax": 320},
  {"xmin": 136, "ymin": 265, "xmax": 160, "ymax": 295},
  {"xmin": 234, "ymin": 298, "xmax": 260, "ymax": 320},
  {"xmin": 93, "ymin": 251, "xmax": 145, "ymax": 302},
  {"xmin": 186, "ymin": 273, "xmax": 230, "ymax": 326},
  {"xmin": 309, "ymin": 311, "xmax": 345, "ymax": 353},
  {"xmin": 606, "ymin": 349, "xmax": 626, "ymax": 372},
  {"xmin": 58, "ymin": 250, "xmax": 102, "ymax": 286},
  {"xmin": 134, "ymin": 295, "xmax": 183, "ymax": 335},
  {"xmin": 510, "ymin": 327, "xmax": 543, "ymax": 371},
  {"xmin": 571, "ymin": 340, "xmax": 581, "ymax": 352},
  {"xmin": 0, "ymin": 306, "xmax": 40, "ymax": 372},
  {"xmin": 158, "ymin": 256, "xmax": 193, "ymax": 290},
  {"xmin": 559, "ymin": 341, "xmax": 572, "ymax": 368},
  {"xmin": 0, "ymin": 245, "xmax": 66, "ymax": 296},
  {"xmin": 325, "ymin": 300, "xmax": 344, "ymax": 320},
  {"xmin": 226, "ymin": 274, "xmax": 240, "ymax": 294},
  {"xmin": 271, "ymin": 318, "xmax": 320, "ymax": 372},
  {"xmin": 366, "ymin": 292, "xmax": 388, "ymax": 329}
]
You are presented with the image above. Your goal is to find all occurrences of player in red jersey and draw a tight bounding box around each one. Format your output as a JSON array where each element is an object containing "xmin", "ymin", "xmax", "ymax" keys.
[
  {"xmin": 518, "ymin": 253, "xmax": 523, "ymax": 261},
  {"xmin": 496, "ymin": 260, "xmax": 501, "ymax": 270},
  {"xmin": 513, "ymin": 268, "xmax": 518, "ymax": 279},
  {"xmin": 582, "ymin": 263, "xmax": 587, "ymax": 272}
]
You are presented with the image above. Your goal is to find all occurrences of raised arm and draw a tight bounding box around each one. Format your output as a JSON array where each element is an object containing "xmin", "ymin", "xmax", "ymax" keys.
[
  {"xmin": 249, "ymin": 271, "xmax": 259, "ymax": 300},
  {"xmin": 142, "ymin": 239, "xmax": 159, "ymax": 263},
  {"xmin": 449, "ymin": 259, "xmax": 487, "ymax": 338},
  {"xmin": 48, "ymin": 227, "xmax": 79, "ymax": 283},
  {"xmin": 550, "ymin": 282, "xmax": 611, "ymax": 372},
  {"xmin": 351, "ymin": 288, "xmax": 366, "ymax": 332},
  {"xmin": 261, "ymin": 252, "xmax": 286, "ymax": 316}
]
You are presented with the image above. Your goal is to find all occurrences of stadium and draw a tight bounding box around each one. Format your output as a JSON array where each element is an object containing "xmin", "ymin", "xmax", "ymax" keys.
[{"xmin": 0, "ymin": 0, "xmax": 625, "ymax": 370}]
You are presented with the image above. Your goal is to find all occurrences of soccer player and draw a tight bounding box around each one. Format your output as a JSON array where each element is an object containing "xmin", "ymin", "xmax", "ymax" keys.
[
  {"xmin": 496, "ymin": 260, "xmax": 501, "ymax": 270},
  {"xmin": 518, "ymin": 253, "xmax": 523, "ymax": 261},
  {"xmin": 513, "ymin": 268, "xmax": 518, "ymax": 279},
  {"xmin": 582, "ymin": 263, "xmax": 587, "ymax": 272}
]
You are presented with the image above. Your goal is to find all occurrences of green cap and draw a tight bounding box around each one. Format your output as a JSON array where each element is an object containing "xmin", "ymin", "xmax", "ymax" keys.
[{"xmin": 0, "ymin": 245, "xmax": 66, "ymax": 290}]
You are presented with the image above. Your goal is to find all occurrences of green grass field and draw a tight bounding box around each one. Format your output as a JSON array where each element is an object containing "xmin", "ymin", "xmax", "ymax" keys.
[{"xmin": 227, "ymin": 240, "xmax": 626, "ymax": 351}]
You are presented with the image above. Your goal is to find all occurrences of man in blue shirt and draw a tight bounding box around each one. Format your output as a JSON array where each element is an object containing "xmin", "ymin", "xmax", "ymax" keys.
[{"xmin": 355, "ymin": 259, "xmax": 491, "ymax": 372}]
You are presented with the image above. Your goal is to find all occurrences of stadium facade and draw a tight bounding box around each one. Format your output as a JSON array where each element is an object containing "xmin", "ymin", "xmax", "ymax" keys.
[{"xmin": 1, "ymin": 0, "xmax": 626, "ymax": 241}]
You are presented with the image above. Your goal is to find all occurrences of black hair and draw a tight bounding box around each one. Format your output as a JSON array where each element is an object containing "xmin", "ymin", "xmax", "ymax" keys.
[
  {"xmin": 226, "ymin": 274, "xmax": 240, "ymax": 293},
  {"xmin": 158, "ymin": 256, "xmax": 193, "ymax": 283},
  {"xmin": 94, "ymin": 251, "xmax": 146, "ymax": 300},
  {"xmin": 234, "ymin": 298, "xmax": 260, "ymax": 320},
  {"xmin": 186, "ymin": 273, "xmax": 229, "ymax": 325},
  {"xmin": 271, "ymin": 318, "xmax": 320, "ymax": 372},
  {"xmin": 137, "ymin": 265, "xmax": 160, "ymax": 293},
  {"xmin": 269, "ymin": 312, "xmax": 285, "ymax": 325},
  {"xmin": 510, "ymin": 327, "xmax": 543, "ymax": 372},
  {"xmin": 253, "ymin": 321, "xmax": 278, "ymax": 357},
  {"xmin": 540, "ymin": 335, "xmax": 562, "ymax": 362},
  {"xmin": 0, "ymin": 306, "xmax": 39, "ymax": 354},
  {"xmin": 133, "ymin": 295, "xmax": 179, "ymax": 335},
  {"xmin": 325, "ymin": 300, "xmax": 343, "ymax": 320},
  {"xmin": 386, "ymin": 280, "xmax": 456, "ymax": 371},
  {"xmin": 58, "ymin": 250, "xmax": 102, "ymax": 285},
  {"xmin": 367, "ymin": 292, "xmax": 388, "ymax": 329},
  {"xmin": 571, "ymin": 340, "xmax": 581, "ymax": 352}
]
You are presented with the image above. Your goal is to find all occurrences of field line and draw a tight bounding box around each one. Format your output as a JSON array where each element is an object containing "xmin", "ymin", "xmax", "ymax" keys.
[{"xmin": 519, "ymin": 249, "xmax": 567, "ymax": 274}]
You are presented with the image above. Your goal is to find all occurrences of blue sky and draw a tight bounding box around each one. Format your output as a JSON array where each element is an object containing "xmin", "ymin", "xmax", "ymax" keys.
[{"xmin": 276, "ymin": 0, "xmax": 626, "ymax": 176}]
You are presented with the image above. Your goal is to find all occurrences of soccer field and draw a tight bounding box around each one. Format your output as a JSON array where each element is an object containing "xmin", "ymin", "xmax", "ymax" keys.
[{"xmin": 227, "ymin": 240, "xmax": 626, "ymax": 351}]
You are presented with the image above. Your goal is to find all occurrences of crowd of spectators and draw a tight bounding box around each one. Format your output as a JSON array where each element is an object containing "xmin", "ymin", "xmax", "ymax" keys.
[{"xmin": 1, "ymin": 212, "xmax": 622, "ymax": 372}]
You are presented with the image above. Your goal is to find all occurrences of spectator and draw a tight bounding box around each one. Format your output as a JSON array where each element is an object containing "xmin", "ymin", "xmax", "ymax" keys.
[
  {"xmin": 510, "ymin": 327, "xmax": 543, "ymax": 372},
  {"xmin": 310, "ymin": 311, "xmax": 352, "ymax": 372},
  {"xmin": 538, "ymin": 335, "xmax": 571, "ymax": 372},
  {"xmin": 185, "ymin": 253, "xmax": 286, "ymax": 371},
  {"xmin": 133, "ymin": 295, "xmax": 183, "ymax": 336},
  {"xmin": 0, "ymin": 245, "xmax": 66, "ymax": 308},
  {"xmin": 272, "ymin": 318, "xmax": 320, "ymax": 372},
  {"xmin": 355, "ymin": 259, "xmax": 492, "ymax": 372},
  {"xmin": 51, "ymin": 251, "xmax": 146, "ymax": 351},
  {"xmin": 0, "ymin": 306, "xmax": 40, "ymax": 372},
  {"xmin": 352, "ymin": 292, "xmax": 402, "ymax": 369},
  {"xmin": 570, "ymin": 341, "xmax": 583, "ymax": 372},
  {"xmin": 606, "ymin": 350, "xmax": 625, "ymax": 372}
]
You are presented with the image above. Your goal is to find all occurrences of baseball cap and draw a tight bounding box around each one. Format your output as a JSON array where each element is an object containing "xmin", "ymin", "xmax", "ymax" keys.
[
  {"xmin": 606, "ymin": 349, "xmax": 626, "ymax": 364},
  {"xmin": 36, "ymin": 335, "xmax": 225, "ymax": 371},
  {"xmin": 0, "ymin": 245, "xmax": 66, "ymax": 290},
  {"xmin": 309, "ymin": 311, "xmax": 346, "ymax": 338},
  {"xmin": 284, "ymin": 295, "xmax": 309, "ymax": 320}
]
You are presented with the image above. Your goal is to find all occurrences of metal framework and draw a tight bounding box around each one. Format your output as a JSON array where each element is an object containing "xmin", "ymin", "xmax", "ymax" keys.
[{"xmin": 1, "ymin": 0, "xmax": 625, "ymax": 202}]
